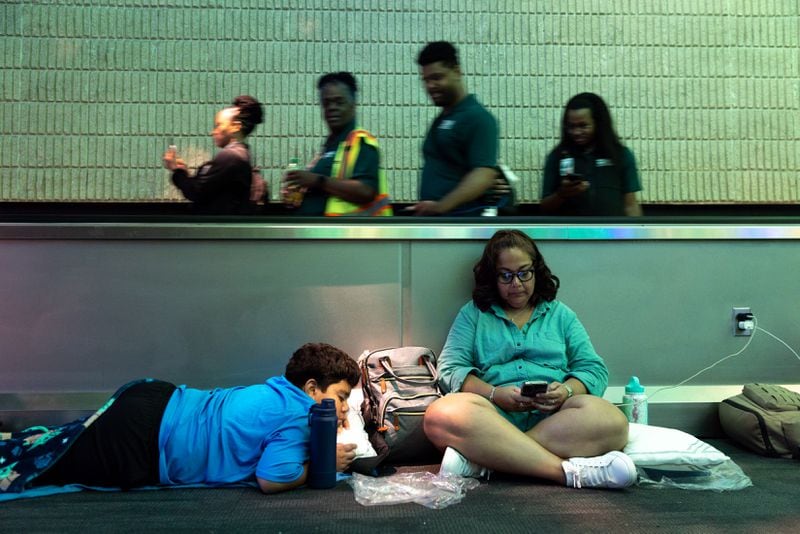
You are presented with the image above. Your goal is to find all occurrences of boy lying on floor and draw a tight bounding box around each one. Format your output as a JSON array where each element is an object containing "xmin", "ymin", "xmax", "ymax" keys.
[{"xmin": 0, "ymin": 343, "xmax": 359, "ymax": 495}]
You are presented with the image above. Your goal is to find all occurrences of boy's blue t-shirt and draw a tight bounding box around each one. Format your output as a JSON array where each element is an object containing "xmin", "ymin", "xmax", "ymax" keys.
[{"xmin": 158, "ymin": 376, "xmax": 315, "ymax": 485}]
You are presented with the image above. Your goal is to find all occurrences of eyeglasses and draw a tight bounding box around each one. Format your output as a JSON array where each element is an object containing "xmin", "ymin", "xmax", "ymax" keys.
[{"xmin": 497, "ymin": 269, "xmax": 534, "ymax": 284}]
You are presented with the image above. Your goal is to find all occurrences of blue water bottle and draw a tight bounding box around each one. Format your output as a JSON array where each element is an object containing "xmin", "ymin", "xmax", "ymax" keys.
[{"xmin": 308, "ymin": 398, "xmax": 338, "ymax": 489}]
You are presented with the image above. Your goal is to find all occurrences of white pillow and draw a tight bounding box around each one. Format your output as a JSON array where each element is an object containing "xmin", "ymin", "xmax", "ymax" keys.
[
  {"xmin": 337, "ymin": 387, "xmax": 377, "ymax": 459},
  {"xmin": 623, "ymin": 423, "xmax": 729, "ymax": 471}
]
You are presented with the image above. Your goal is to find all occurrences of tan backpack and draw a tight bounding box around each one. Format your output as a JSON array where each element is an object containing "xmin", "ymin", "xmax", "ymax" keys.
[
  {"xmin": 719, "ymin": 384, "xmax": 800, "ymax": 459},
  {"xmin": 357, "ymin": 346, "xmax": 443, "ymax": 467}
]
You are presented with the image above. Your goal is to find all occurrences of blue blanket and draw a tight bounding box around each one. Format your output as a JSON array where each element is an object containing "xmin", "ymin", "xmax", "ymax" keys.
[{"xmin": 1, "ymin": 379, "xmax": 147, "ymax": 501}]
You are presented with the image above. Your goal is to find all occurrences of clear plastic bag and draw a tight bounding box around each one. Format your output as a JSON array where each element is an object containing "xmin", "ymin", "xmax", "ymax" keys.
[
  {"xmin": 347, "ymin": 471, "xmax": 480, "ymax": 509},
  {"xmin": 636, "ymin": 458, "xmax": 752, "ymax": 491}
]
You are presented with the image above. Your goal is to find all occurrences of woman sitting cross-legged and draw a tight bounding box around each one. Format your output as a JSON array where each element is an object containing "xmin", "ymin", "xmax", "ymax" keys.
[{"xmin": 424, "ymin": 229, "xmax": 636, "ymax": 489}]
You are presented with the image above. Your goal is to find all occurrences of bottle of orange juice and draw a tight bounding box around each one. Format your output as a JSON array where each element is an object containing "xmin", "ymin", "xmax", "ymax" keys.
[{"xmin": 282, "ymin": 157, "xmax": 304, "ymax": 208}]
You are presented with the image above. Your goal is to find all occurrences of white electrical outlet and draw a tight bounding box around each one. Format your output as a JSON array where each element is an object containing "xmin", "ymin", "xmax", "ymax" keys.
[{"xmin": 732, "ymin": 306, "xmax": 752, "ymax": 336}]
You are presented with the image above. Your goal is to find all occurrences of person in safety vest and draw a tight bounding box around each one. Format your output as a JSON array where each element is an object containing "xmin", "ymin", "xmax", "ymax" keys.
[{"xmin": 282, "ymin": 72, "xmax": 392, "ymax": 216}]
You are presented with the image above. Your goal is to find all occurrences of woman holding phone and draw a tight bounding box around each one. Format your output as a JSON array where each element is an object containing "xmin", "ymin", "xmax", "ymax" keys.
[
  {"xmin": 163, "ymin": 95, "xmax": 264, "ymax": 214},
  {"xmin": 540, "ymin": 92, "xmax": 642, "ymax": 216},
  {"xmin": 424, "ymin": 229, "xmax": 635, "ymax": 489}
]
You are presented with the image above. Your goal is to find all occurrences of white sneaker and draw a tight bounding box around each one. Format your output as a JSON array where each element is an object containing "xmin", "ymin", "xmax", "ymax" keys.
[
  {"xmin": 562, "ymin": 451, "xmax": 637, "ymax": 489},
  {"xmin": 439, "ymin": 446, "xmax": 491, "ymax": 479}
]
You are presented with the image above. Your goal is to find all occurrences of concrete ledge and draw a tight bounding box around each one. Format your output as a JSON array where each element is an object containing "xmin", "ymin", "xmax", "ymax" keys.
[{"xmin": 604, "ymin": 384, "xmax": 800, "ymax": 438}]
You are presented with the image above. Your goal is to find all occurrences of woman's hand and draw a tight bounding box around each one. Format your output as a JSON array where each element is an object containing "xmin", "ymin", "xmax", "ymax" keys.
[
  {"xmin": 491, "ymin": 386, "xmax": 538, "ymax": 412},
  {"xmin": 530, "ymin": 382, "xmax": 571, "ymax": 413},
  {"xmin": 284, "ymin": 170, "xmax": 322, "ymax": 190},
  {"xmin": 162, "ymin": 147, "xmax": 186, "ymax": 171},
  {"xmin": 493, "ymin": 382, "xmax": 573, "ymax": 413},
  {"xmin": 336, "ymin": 443, "xmax": 357, "ymax": 472}
]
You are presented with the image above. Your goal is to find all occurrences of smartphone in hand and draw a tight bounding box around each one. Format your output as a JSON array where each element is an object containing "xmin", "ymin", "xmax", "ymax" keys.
[{"xmin": 520, "ymin": 381, "xmax": 548, "ymax": 397}]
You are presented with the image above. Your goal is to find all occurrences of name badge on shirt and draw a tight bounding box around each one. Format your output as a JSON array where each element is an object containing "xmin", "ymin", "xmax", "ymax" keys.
[
  {"xmin": 595, "ymin": 158, "xmax": 613, "ymax": 167},
  {"xmin": 438, "ymin": 119, "xmax": 456, "ymax": 130}
]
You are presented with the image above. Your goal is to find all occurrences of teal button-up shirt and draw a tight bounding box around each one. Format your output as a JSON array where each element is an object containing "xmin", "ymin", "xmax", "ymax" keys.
[{"xmin": 438, "ymin": 299, "xmax": 609, "ymax": 397}]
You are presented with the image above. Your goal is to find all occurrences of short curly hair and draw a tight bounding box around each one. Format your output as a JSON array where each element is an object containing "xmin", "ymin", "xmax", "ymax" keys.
[
  {"xmin": 317, "ymin": 71, "xmax": 358, "ymax": 102},
  {"xmin": 284, "ymin": 342, "xmax": 360, "ymax": 391},
  {"xmin": 472, "ymin": 229, "xmax": 559, "ymax": 311},
  {"xmin": 417, "ymin": 41, "xmax": 459, "ymax": 68}
]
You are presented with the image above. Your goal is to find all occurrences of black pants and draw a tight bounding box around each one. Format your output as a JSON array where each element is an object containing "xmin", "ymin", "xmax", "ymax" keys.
[{"xmin": 34, "ymin": 380, "xmax": 176, "ymax": 489}]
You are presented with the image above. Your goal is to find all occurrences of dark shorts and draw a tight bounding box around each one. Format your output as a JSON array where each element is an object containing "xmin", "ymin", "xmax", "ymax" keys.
[{"xmin": 34, "ymin": 380, "xmax": 176, "ymax": 489}]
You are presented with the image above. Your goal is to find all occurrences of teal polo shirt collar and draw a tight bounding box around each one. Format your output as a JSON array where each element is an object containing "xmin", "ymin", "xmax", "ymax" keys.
[
  {"xmin": 489, "ymin": 299, "xmax": 552, "ymax": 324},
  {"xmin": 441, "ymin": 93, "xmax": 479, "ymax": 118}
]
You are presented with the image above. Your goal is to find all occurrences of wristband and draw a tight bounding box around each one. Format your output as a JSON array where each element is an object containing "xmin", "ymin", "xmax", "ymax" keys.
[
  {"xmin": 564, "ymin": 383, "xmax": 574, "ymax": 398},
  {"xmin": 488, "ymin": 386, "xmax": 497, "ymax": 404}
]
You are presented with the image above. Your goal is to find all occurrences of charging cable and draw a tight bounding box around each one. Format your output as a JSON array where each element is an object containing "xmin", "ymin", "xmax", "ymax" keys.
[
  {"xmin": 620, "ymin": 314, "xmax": 800, "ymax": 405},
  {"xmin": 755, "ymin": 324, "xmax": 800, "ymax": 362}
]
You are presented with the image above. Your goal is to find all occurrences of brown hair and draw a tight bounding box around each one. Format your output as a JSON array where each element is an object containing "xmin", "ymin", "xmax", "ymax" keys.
[
  {"xmin": 472, "ymin": 229, "xmax": 559, "ymax": 311},
  {"xmin": 284, "ymin": 342, "xmax": 359, "ymax": 391}
]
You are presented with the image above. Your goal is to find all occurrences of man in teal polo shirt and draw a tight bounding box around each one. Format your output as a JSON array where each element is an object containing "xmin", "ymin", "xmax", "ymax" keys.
[{"xmin": 408, "ymin": 41, "xmax": 500, "ymax": 216}]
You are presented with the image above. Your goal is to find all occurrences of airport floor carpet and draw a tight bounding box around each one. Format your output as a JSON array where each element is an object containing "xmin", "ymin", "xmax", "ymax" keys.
[{"xmin": 3, "ymin": 440, "xmax": 797, "ymax": 533}]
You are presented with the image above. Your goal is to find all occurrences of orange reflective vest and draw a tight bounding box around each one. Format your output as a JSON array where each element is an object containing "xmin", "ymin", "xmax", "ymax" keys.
[{"xmin": 324, "ymin": 128, "xmax": 393, "ymax": 216}]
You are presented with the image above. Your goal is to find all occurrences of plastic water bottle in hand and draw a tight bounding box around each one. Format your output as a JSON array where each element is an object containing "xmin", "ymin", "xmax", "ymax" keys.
[{"xmin": 282, "ymin": 157, "xmax": 305, "ymax": 208}]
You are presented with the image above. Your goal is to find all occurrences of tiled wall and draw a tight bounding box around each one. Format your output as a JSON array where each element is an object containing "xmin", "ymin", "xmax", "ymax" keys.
[{"xmin": 1, "ymin": 1, "xmax": 797, "ymax": 204}]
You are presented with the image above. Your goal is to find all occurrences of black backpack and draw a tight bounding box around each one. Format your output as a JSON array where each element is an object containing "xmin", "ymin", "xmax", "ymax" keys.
[{"xmin": 355, "ymin": 346, "xmax": 443, "ymax": 471}]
